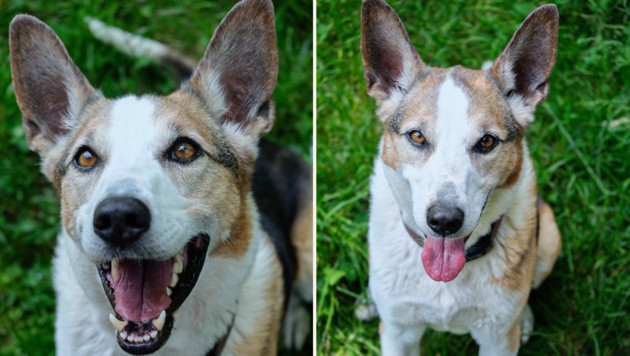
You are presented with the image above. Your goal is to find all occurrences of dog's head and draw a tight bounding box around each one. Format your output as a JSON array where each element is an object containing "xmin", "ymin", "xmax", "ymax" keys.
[
  {"xmin": 361, "ymin": 0, "xmax": 558, "ymax": 281},
  {"xmin": 10, "ymin": 0, "xmax": 276, "ymax": 353}
]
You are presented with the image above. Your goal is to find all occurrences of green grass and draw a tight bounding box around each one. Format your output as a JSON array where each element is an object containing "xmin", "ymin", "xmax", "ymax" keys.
[
  {"xmin": 0, "ymin": 0, "xmax": 311, "ymax": 354},
  {"xmin": 316, "ymin": 0, "xmax": 629, "ymax": 354}
]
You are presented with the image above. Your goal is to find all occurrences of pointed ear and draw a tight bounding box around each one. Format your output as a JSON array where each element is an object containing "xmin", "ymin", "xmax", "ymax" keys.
[
  {"xmin": 186, "ymin": 0, "xmax": 278, "ymax": 137},
  {"xmin": 10, "ymin": 15, "xmax": 98, "ymax": 155},
  {"xmin": 490, "ymin": 5, "xmax": 558, "ymax": 126},
  {"xmin": 361, "ymin": 0, "xmax": 424, "ymax": 108}
]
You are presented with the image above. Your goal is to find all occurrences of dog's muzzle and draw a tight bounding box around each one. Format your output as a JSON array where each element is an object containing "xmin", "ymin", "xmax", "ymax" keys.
[{"xmin": 92, "ymin": 197, "xmax": 211, "ymax": 355}]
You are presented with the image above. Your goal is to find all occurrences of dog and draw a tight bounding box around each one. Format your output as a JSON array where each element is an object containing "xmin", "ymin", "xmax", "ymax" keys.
[
  {"xmin": 9, "ymin": 0, "xmax": 312, "ymax": 354},
  {"xmin": 360, "ymin": 0, "xmax": 562, "ymax": 354}
]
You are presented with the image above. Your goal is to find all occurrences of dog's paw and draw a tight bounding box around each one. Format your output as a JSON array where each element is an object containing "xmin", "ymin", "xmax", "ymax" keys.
[
  {"xmin": 283, "ymin": 294, "xmax": 310, "ymax": 350},
  {"xmin": 520, "ymin": 304, "xmax": 534, "ymax": 345},
  {"xmin": 355, "ymin": 301, "xmax": 379, "ymax": 321}
]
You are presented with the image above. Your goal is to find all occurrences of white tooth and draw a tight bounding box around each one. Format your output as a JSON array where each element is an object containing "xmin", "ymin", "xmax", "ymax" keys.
[
  {"xmin": 143, "ymin": 335, "xmax": 150, "ymax": 342},
  {"xmin": 127, "ymin": 335, "xmax": 134, "ymax": 342},
  {"xmin": 109, "ymin": 313, "xmax": 127, "ymax": 332},
  {"xmin": 152, "ymin": 310, "xmax": 166, "ymax": 331},
  {"xmin": 150, "ymin": 330, "xmax": 158, "ymax": 339},
  {"xmin": 134, "ymin": 336, "xmax": 142, "ymax": 343},
  {"xmin": 169, "ymin": 273, "xmax": 178, "ymax": 287},
  {"xmin": 166, "ymin": 287, "xmax": 172, "ymax": 296},
  {"xmin": 173, "ymin": 255, "xmax": 184, "ymax": 274},
  {"xmin": 111, "ymin": 260, "xmax": 119, "ymax": 281},
  {"xmin": 120, "ymin": 331, "xmax": 127, "ymax": 340}
]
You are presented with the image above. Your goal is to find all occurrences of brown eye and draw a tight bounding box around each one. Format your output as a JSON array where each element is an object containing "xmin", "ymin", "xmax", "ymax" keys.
[
  {"xmin": 474, "ymin": 134, "xmax": 499, "ymax": 153},
  {"xmin": 407, "ymin": 130, "xmax": 427, "ymax": 146},
  {"xmin": 74, "ymin": 147, "xmax": 98, "ymax": 170},
  {"xmin": 169, "ymin": 138, "xmax": 201, "ymax": 163},
  {"xmin": 480, "ymin": 135, "xmax": 495, "ymax": 148}
]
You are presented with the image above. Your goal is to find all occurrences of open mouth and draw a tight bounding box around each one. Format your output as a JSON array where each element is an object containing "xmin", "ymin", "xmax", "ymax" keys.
[{"xmin": 97, "ymin": 234, "xmax": 210, "ymax": 355}]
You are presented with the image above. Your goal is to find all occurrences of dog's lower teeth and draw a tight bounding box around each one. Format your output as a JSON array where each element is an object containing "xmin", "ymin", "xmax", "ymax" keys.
[
  {"xmin": 152, "ymin": 310, "xmax": 166, "ymax": 331},
  {"xmin": 150, "ymin": 330, "xmax": 158, "ymax": 339},
  {"xmin": 120, "ymin": 331, "xmax": 127, "ymax": 340},
  {"xmin": 169, "ymin": 273, "xmax": 179, "ymax": 287},
  {"xmin": 174, "ymin": 254, "xmax": 184, "ymax": 273},
  {"xmin": 127, "ymin": 335, "xmax": 134, "ymax": 342},
  {"xmin": 111, "ymin": 260, "xmax": 119, "ymax": 280},
  {"xmin": 143, "ymin": 334, "xmax": 150, "ymax": 342},
  {"xmin": 109, "ymin": 313, "xmax": 127, "ymax": 332}
]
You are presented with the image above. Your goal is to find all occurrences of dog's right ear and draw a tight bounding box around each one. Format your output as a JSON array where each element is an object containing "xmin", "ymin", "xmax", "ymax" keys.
[
  {"xmin": 10, "ymin": 15, "xmax": 97, "ymax": 155},
  {"xmin": 186, "ymin": 0, "xmax": 278, "ymax": 138},
  {"xmin": 361, "ymin": 0, "xmax": 424, "ymax": 112}
]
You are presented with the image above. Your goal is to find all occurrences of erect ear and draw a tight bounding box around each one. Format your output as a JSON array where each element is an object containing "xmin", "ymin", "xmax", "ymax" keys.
[
  {"xmin": 186, "ymin": 0, "xmax": 278, "ymax": 137},
  {"xmin": 10, "ymin": 15, "xmax": 98, "ymax": 155},
  {"xmin": 490, "ymin": 4, "xmax": 558, "ymax": 127},
  {"xmin": 361, "ymin": 0, "xmax": 424, "ymax": 109}
]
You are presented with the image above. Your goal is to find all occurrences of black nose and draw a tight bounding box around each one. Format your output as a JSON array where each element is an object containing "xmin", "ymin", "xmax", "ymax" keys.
[
  {"xmin": 93, "ymin": 197, "xmax": 151, "ymax": 246},
  {"xmin": 426, "ymin": 204, "xmax": 464, "ymax": 236}
]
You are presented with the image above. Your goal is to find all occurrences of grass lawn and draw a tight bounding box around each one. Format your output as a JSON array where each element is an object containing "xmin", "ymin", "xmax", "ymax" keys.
[
  {"xmin": 316, "ymin": 0, "xmax": 629, "ymax": 354},
  {"xmin": 0, "ymin": 0, "xmax": 312, "ymax": 354}
]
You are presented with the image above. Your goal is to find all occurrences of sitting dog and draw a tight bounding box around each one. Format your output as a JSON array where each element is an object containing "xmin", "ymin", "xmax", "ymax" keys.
[
  {"xmin": 9, "ymin": 0, "xmax": 312, "ymax": 354},
  {"xmin": 360, "ymin": 0, "xmax": 561, "ymax": 354}
]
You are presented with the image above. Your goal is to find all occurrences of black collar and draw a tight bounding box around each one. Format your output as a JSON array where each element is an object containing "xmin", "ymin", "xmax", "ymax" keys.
[{"xmin": 403, "ymin": 217, "xmax": 503, "ymax": 262}]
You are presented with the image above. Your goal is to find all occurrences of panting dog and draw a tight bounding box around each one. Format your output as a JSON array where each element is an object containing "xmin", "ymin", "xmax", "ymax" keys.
[
  {"xmin": 9, "ymin": 0, "xmax": 312, "ymax": 354},
  {"xmin": 360, "ymin": 0, "xmax": 561, "ymax": 354}
]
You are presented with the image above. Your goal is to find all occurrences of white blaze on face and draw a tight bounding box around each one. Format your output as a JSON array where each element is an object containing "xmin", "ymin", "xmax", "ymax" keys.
[
  {"xmin": 401, "ymin": 75, "xmax": 487, "ymax": 238},
  {"xmin": 79, "ymin": 96, "xmax": 192, "ymax": 259}
]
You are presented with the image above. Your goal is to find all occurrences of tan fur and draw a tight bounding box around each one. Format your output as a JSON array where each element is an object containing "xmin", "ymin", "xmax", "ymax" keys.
[
  {"xmin": 497, "ymin": 137, "xmax": 523, "ymax": 189},
  {"xmin": 291, "ymin": 188, "xmax": 314, "ymax": 301},
  {"xmin": 493, "ymin": 175, "xmax": 538, "ymax": 292},
  {"xmin": 210, "ymin": 207, "xmax": 253, "ymax": 258},
  {"xmin": 533, "ymin": 200, "xmax": 562, "ymax": 288},
  {"xmin": 230, "ymin": 238, "xmax": 284, "ymax": 355},
  {"xmin": 507, "ymin": 318, "xmax": 521, "ymax": 352}
]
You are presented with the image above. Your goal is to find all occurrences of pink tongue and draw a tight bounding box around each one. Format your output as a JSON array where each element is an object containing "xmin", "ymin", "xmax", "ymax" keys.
[
  {"xmin": 113, "ymin": 259, "xmax": 173, "ymax": 322},
  {"xmin": 421, "ymin": 237, "xmax": 466, "ymax": 282}
]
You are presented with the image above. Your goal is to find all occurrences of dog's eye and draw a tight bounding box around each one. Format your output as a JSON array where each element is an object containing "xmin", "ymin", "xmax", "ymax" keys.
[
  {"xmin": 169, "ymin": 138, "xmax": 201, "ymax": 163},
  {"xmin": 74, "ymin": 147, "xmax": 98, "ymax": 170},
  {"xmin": 474, "ymin": 134, "xmax": 499, "ymax": 153},
  {"xmin": 407, "ymin": 130, "xmax": 427, "ymax": 146}
]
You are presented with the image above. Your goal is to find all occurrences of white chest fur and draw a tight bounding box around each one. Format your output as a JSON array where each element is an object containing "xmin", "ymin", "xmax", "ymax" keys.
[{"xmin": 367, "ymin": 158, "xmax": 521, "ymax": 335}]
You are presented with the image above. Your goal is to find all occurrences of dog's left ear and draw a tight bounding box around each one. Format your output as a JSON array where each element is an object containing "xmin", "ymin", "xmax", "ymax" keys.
[
  {"xmin": 490, "ymin": 4, "xmax": 558, "ymax": 127},
  {"xmin": 186, "ymin": 0, "xmax": 278, "ymax": 137}
]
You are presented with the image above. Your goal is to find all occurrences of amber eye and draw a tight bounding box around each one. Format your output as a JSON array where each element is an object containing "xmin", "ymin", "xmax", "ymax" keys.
[
  {"xmin": 169, "ymin": 138, "xmax": 201, "ymax": 163},
  {"xmin": 74, "ymin": 147, "xmax": 98, "ymax": 170},
  {"xmin": 474, "ymin": 134, "xmax": 499, "ymax": 153},
  {"xmin": 407, "ymin": 130, "xmax": 427, "ymax": 146}
]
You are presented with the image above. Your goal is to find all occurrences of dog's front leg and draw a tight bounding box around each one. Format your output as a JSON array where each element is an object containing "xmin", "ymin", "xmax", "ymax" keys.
[
  {"xmin": 379, "ymin": 320, "xmax": 425, "ymax": 356},
  {"xmin": 470, "ymin": 321, "xmax": 520, "ymax": 356}
]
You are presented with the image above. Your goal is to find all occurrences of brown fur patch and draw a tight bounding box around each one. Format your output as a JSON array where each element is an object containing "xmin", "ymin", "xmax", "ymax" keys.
[
  {"xmin": 154, "ymin": 91, "xmax": 255, "ymax": 259},
  {"xmin": 380, "ymin": 69, "xmax": 446, "ymax": 169},
  {"xmin": 533, "ymin": 199, "xmax": 562, "ymax": 287},
  {"xmin": 291, "ymin": 187, "xmax": 313, "ymax": 301},
  {"xmin": 497, "ymin": 137, "xmax": 524, "ymax": 189},
  {"xmin": 210, "ymin": 207, "xmax": 252, "ymax": 258},
  {"xmin": 230, "ymin": 237, "xmax": 284, "ymax": 354},
  {"xmin": 508, "ymin": 317, "xmax": 521, "ymax": 352},
  {"xmin": 493, "ymin": 178, "xmax": 538, "ymax": 292}
]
